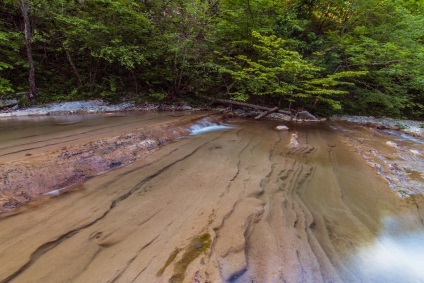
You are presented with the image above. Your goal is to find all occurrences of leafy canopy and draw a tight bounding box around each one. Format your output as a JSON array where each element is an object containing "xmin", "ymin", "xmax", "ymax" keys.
[{"xmin": 217, "ymin": 31, "xmax": 366, "ymax": 110}]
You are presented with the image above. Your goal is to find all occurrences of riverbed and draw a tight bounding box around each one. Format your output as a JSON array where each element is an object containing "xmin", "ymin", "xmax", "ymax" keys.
[{"xmin": 0, "ymin": 113, "xmax": 423, "ymax": 283}]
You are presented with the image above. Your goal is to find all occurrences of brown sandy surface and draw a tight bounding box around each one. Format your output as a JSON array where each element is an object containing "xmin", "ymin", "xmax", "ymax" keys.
[
  {"xmin": 331, "ymin": 122, "xmax": 424, "ymax": 197},
  {"xmin": 0, "ymin": 112, "xmax": 212, "ymax": 213},
  {"xmin": 0, "ymin": 118, "xmax": 423, "ymax": 283}
]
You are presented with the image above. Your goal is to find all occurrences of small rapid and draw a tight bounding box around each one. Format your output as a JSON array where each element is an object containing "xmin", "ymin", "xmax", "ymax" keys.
[{"xmin": 189, "ymin": 118, "xmax": 234, "ymax": 135}]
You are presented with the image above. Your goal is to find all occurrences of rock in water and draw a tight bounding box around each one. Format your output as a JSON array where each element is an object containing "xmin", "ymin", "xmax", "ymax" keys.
[
  {"xmin": 275, "ymin": 125, "xmax": 289, "ymax": 131},
  {"xmin": 139, "ymin": 140, "xmax": 158, "ymax": 150},
  {"xmin": 386, "ymin": 141, "xmax": 398, "ymax": 148},
  {"xmin": 289, "ymin": 133, "xmax": 299, "ymax": 148}
]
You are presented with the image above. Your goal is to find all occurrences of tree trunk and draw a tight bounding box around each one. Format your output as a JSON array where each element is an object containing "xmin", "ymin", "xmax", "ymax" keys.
[
  {"xmin": 254, "ymin": 107, "xmax": 278, "ymax": 120},
  {"xmin": 19, "ymin": 0, "xmax": 36, "ymax": 103},
  {"xmin": 64, "ymin": 47, "xmax": 82, "ymax": 87}
]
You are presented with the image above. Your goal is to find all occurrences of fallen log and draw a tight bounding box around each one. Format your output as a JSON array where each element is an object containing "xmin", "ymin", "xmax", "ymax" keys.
[
  {"xmin": 201, "ymin": 96, "xmax": 292, "ymax": 116},
  {"xmin": 254, "ymin": 107, "xmax": 278, "ymax": 120}
]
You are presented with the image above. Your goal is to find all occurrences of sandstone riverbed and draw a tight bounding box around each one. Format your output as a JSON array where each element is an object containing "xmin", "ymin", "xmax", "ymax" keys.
[{"xmin": 1, "ymin": 114, "xmax": 423, "ymax": 282}]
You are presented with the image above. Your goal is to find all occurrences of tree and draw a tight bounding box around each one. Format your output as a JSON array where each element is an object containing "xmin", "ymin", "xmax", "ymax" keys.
[
  {"xmin": 327, "ymin": 0, "xmax": 424, "ymax": 117},
  {"xmin": 19, "ymin": 0, "xmax": 36, "ymax": 103},
  {"xmin": 0, "ymin": 31, "xmax": 17, "ymax": 95},
  {"xmin": 216, "ymin": 31, "xmax": 366, "ymax": 112}
]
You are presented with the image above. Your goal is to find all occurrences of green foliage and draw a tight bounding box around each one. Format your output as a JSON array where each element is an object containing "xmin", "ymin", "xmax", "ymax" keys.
[
  {"xmin": 325, "ymin": 0, "xmax": 424, "ymax": 117},
  {"xmin": 216, "ymin": 31, "xmax": 366, "ymax": 111},
  {"xmin": 148, "ymin": 92, "xmax": 168, "ymax": 103},
  {"xmin": 0, "ymin": 29, "xmax": 23, "ymax": 95},
  {"xmin": 0, "ymin": 0, "xmax": 422, "ymax": 118},
  {"xmin": 0, "ymin": 78, "xmax": 14, "ymax": 95}
]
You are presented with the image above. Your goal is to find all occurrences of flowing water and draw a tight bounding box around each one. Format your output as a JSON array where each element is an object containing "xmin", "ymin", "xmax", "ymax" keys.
[{"xmin": 0, "ymin": 114, "xmax": 423, "ymax": 283}]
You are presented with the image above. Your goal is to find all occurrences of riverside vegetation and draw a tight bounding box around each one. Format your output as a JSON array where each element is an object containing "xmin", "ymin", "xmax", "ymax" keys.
[{"xmin": 0, "ymin": 0, "xmax": 423, "ymax": 119}]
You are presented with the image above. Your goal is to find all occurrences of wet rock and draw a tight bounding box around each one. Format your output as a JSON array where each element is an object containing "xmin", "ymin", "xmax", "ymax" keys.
[
  {"xmin": 297, "ymin": 110, "xmax": 317, "ymax": 120},
  {"xmin": 215, "ymin": 198, "xmax": 264, "ymax": 282},
  {"xmin": 109, "ymin": 161, "xmax": 122, "ymax": 168},
  {"xmin": 0, "ymin": 99, "xmax": 18, "ymax": 107},
  {"xmin": 234, "ymin": 109, "xmax": 246, "ymax": 115},
  {"xmin": 139, "ymin": 139, "xmax": 159, "ymax": 150},
  {"xmin": 386, "ymin": 141, "xmax": 398, "ymax": 148},
  {"xmin": 268, "ymin": 113, "xmax": 291, "ymax": 121},
  {"xmin": 275, "ymin": 125, "xmax": 289, "ymax": 131},
  {"xmin": 180, "ymin": 105, "xmax": 192, "ymax": 110},
  {"xmin": 330, "ymin": 115, "xmax": 424, "ymax": 138},
  {"xmin": 410, "ymin": 149, "xmax": 422, "ymax": 156},
  {"xmin": 289, "ymin": 133, "xmax": 299, "ymax": 148},
  {"xmin": 245, "ymin": 110, "xmax": 261, "ymax": 118}
]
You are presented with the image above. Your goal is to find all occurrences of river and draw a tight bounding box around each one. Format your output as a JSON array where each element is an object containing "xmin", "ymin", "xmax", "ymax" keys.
[{"xmin": 0, "ymin": 113, "xmax": 423, "ymax": 283}]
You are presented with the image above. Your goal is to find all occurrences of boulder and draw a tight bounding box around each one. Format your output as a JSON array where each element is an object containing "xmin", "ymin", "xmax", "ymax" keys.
[
  {"xmin": 139, "ymin": 139, "xmax": 158, "ymax": 150},
  {"xmin": 275, "ymin": 125, "xmax": 289, "ymax": 131},
  {"xmin": 289, "ymin": 133, "xmax": 299, "ymax": 148},
  {"xmin": 0, "ymin": 99, "xmax": 18, "ymax": 108},
  {"xmin": 386, "ymin": 141, "xmax": 398, "ymax": 148},
  {"xmin": 234, "ymin": 109, "xmax": 246, "ymax": 115},
  {"xmin": 180, "ymin": 105, "xmax": 192, "ymax": 110}
]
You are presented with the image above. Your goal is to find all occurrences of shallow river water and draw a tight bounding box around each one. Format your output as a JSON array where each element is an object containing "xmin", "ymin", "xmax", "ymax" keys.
[{"xmin": 0, "ymin": 113, "xmax": 423, "ymax": 283}]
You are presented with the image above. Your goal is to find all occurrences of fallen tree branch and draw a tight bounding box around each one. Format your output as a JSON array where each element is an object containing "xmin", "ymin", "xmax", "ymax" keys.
[
  {"xmin": 254, "ymin": 107, "xmax": 278, "ymax": 120},
  {"xmin": 201, "ymin": 96, "xmax": 292, "ymax": 116}
]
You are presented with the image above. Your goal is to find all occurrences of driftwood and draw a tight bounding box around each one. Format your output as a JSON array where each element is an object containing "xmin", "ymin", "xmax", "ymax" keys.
[
  {"xmin": 254, "ymin": 107, "xmax": 278, "ymax": 120},
  {"xmin": 201, "ymin": 96, "xmax": 292, "ymax": 116},
  {"xmin": 201, "ymin": 96, "xmax": 319, "ymax": 121}
]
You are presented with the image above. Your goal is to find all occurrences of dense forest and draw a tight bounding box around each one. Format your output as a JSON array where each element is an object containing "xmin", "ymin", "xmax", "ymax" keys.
[{"xmin": 1, "ymin": 0, "xmax": 423, "ymax": 118}]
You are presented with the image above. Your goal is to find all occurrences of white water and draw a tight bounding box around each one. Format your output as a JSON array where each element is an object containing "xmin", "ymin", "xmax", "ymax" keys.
[
  {"xmin": 349, "ymin": 215, "xmax": 424, "ymax": 282},
  {"xmin": 189, "ymin": 118, "xmax": 234, "ymax": 135}
]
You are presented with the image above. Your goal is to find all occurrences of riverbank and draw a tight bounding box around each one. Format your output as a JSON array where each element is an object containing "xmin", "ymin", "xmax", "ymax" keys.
[
  {"xmin": 0, "ymin": 112, "xmax": 223, "ymax": 215},
  {"xmin": 0, "ymin": 100, "xmax": 196, "ymax": 117},
  {"xmin": 1, "ymin": 100, "xmax": 423, "ymax": 137},
  {"xmin": 1, "ymin": 101, "xmax": 423, "ymax": 214},
  {"xmin": 330, "ymin": 115, "xmax": 424, "ymax": 138}
]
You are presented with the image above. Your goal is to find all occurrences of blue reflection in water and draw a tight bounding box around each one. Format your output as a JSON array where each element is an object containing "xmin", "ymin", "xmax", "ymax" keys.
[{"xmin": 189, "ymin": 118, "xmax": 234, "ymax": 135}]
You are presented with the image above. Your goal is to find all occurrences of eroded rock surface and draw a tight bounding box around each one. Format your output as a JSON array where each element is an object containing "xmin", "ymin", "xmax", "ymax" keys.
[
  {"xmin": 0, "ymin": 119, "xmax": 423, "ymax": 283},
  {"xmin": 0, "ymin": 112, "xmax": 212, "ymax": 213}
]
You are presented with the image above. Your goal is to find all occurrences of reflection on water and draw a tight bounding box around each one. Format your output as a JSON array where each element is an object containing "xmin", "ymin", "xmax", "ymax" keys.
[
  {"xmin": 350, "ymin": 215, "xmax": 424, "ymax": 282},
  {"xmin": 189, "ymin": 118, "xmax": 234, "ymax": 135}
]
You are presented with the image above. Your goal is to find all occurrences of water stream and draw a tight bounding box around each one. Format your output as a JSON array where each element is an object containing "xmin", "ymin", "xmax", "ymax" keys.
[{"xmin": 0, "ymin": 114, "xmax": 423, "ymax": 283}]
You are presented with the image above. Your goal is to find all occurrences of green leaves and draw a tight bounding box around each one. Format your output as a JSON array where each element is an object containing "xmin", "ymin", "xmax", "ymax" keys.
[
  {"xmin": 91, "ymin": 40, "xmax": 147, "ymax": 70},
  {"xmin": 0, "ymin": 0, "xmax": 422, "ymax": 117},
  {"xmin": 328, "ymin": 0, "xmax": 424, "ymax": 117},
  {"xmin": 217, "ymin": 31, "xmax": 315, "ymax": 101},
  {"xmin": 216, "ymin": 31, "xmax": 366, "ymax": 110}
]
